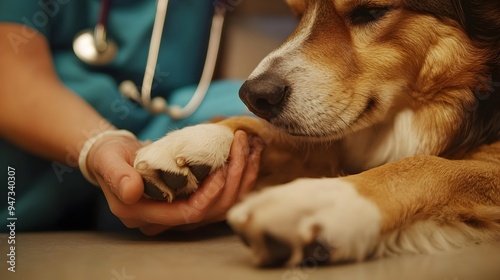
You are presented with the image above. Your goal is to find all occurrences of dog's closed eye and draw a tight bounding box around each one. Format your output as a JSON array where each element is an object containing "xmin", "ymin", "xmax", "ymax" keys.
[{"xmin": 349, "ymin": 6, "xmax": 392, "ymax": 25}]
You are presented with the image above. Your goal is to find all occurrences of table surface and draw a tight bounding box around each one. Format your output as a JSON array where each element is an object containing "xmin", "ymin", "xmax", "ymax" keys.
[{"xmin": 2, "ymin": 224, "xmax": 500, "ymax": 280}]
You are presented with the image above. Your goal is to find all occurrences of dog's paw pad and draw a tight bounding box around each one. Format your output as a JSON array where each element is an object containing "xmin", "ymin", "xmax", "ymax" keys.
[
  {"xmin": 160, "ymin": 170, "xmax": 188, "ymax": 191},
  {"xmin": 143, "ymin": 170, "xmax": 191, "ymax": 201},
  {"xmin": 302, "ymin": 238, "xmax": 332, "ymax": 265},
  {"xmin": 188, "ymin": 164, "xmax": 212, "ymax": 182},
  {"xmin": 228, "ymin": 179, "xmax": 382, "ymax": 266},
  {"xmin": 262, "ymin": 233, "xmax": 293, "ymax": 267}
]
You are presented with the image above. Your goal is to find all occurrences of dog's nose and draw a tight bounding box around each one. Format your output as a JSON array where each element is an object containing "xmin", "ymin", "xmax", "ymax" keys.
[{"xmin": 239, "ymin": 74, "xmax": 289, "ymax": 120}]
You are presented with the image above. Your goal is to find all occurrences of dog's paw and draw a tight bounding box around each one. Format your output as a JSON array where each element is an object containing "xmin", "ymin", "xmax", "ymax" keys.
[
  {"xmin": 134, "ymin": 124, "xmax": 234, "ymax": 202},
  {"xmin": 227, "ymin": 178, "xmax": 382, "ymax": 267}
]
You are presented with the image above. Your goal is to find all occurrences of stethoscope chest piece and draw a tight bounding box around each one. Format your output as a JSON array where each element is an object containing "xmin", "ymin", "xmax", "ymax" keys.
[{"xmin": 73, "ymin": 25, "xmax": 117, "ymax": 66}]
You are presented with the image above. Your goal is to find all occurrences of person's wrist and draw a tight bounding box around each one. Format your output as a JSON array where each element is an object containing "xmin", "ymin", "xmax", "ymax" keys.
[{"xmin": 78, "ymin": 129, "xmax": 136, "ymax": 185}]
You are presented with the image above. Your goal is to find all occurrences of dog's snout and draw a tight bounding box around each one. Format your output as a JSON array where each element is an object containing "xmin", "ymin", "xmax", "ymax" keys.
[{"xmin": 239, "ymin": 74, "xmax": 289, "ymax": 120}]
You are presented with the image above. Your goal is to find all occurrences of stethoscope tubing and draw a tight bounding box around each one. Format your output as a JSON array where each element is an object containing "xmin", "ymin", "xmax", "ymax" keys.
[
  {"xmin": 141, "ymin": 0, "xmax": 169, "ymax": 109},
  {"xmin": 73, "ymin": 0, "xmax": 225, "ymax": 120},
  {"xmin": 179, "ymin": 8, "xmax": 224, "ymax": 118},
  {"xmin": 98, "ymin": 0, "xmax": 111, "ymax": 27}
]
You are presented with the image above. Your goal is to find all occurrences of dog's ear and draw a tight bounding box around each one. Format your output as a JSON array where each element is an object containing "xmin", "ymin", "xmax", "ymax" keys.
[
  {"xmin": 444, "ymin": 1, "xmax": 500, "ymax": 157},
  {"xmin": 451, "ymin": 0, "xmax": 500, "ymax": 67}
]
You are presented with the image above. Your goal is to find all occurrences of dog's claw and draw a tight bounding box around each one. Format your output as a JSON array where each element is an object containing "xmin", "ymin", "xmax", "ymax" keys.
[
  {"xmin": 236, "ymin": 232, "xmax": 252, "ymax": 248},
  {"xmin": 143, "ymin": 180, "xmax": 169, "ymax": 201}
]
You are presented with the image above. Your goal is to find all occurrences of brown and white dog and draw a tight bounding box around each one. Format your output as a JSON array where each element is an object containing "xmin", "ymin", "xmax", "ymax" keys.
[{"xmin": 134, "ymin": 0, "xmax": 500, "ymax": 267}]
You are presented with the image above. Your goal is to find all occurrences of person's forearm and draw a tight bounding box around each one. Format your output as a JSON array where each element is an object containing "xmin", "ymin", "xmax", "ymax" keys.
[{"xmin": 0, "ymin": 24, "xmax": 116, "ymax": 165}]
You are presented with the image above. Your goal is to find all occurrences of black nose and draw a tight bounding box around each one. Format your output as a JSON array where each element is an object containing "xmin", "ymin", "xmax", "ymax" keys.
[{"xmin": 239, "ymin": 74, "xmax": 289, "ymax": 120}]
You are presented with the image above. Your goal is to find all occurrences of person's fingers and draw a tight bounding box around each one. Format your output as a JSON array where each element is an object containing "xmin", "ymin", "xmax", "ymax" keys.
[
  {"xmin": 164, "ymin": 130, "xmax": 257, "ymax": 225},
  {"xmin": 99, "ymin": 182, "xmax": 164, "ymax": 230},
  {"xmin": 170, "ymin": 169, "xmax": 227, "ymax": 224},
  {"xmin": 115, "ymin": 172, "xmax": 144, "ymax": 204},
  {"xmin": 237, "ymin": 135, "xmax": 264, "ymax": 200},
  {"xmin": 108, "ymin": 171, "xmax": 226, "ymax": 227},
  {"xmin": 203, "ymin": 130, "xmax": 250, "ymax": 217},
  {"xmin": 98, "ymin": 175, "xmax": 138, "ymax": 220},
  {"xmin": 93, "ymin": 130, "xmax": 261, "ymax": 231},
  {"xmin": 90, "ymin": 138, "xmax": 144, "ymax": 204},
  {"xmin": 141, "ymin": 166, "xmax": 227, "ymax": 226},
  {"xmin": 173, "ymin": 130, "xmax": 254, "ymax": 225}
]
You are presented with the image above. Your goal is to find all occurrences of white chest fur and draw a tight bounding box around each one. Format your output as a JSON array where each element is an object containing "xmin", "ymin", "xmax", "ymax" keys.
[{"xmin": 340, "ymin": 109, "xmax": 424, "ymax": 173}]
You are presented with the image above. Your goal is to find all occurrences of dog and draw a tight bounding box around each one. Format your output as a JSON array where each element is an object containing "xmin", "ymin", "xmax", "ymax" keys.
[{"xmin": 134, "ymin": 0, "xmax": 500, "ymax": 267}]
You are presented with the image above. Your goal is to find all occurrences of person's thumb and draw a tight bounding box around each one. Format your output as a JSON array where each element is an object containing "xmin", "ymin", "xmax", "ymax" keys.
[{"xmin": 89, "ymin": 139, "xmax": 144, "ymax": 204}]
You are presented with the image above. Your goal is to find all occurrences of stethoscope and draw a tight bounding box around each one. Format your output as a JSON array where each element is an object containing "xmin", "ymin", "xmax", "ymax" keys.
[{"xmin": 73, "ymin": 0, "xmax": 225, "ymax": 119}]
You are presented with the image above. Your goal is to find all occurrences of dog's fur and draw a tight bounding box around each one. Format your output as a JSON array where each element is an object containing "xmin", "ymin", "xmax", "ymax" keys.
[{"xmin": 134, "ymin": 0, "xmax": 500, "ymax": 267}]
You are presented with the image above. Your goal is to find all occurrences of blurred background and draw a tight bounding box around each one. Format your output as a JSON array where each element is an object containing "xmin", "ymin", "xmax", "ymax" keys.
[{"xmin": 217, "ymin": 0, "xmax": 298, "ymax": 79}]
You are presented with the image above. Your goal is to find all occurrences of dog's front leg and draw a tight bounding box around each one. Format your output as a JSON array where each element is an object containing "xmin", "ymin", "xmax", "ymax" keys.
[
  {"xmin": 134, "ymin": 116, "xmax": 340, "ymax": 201},
  {"xmin": 228, "ymin": 142, "xmax": 500, "ymax": 266}
]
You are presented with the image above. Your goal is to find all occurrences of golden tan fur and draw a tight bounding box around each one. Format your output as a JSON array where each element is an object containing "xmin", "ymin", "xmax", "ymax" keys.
[
  {"xmin": 223, "ymin": 0, "xmax": 500, "ymax": 186},
  {"xmin": 135, "ymin": 0, "xmax": 500, "ymax": 266},
  {"xmin": 221, "ymin": 0, "xmax": 500, "ymax": 265}
]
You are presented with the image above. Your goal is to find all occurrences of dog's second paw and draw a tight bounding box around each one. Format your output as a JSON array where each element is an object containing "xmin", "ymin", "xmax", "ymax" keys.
[
  {"xmin": 227, "ymin": 178, "xmax": 382, "ymax": 267},
  {"xmin": 134, "ymin": 124, "xmax": 234, "ymax": 202}
]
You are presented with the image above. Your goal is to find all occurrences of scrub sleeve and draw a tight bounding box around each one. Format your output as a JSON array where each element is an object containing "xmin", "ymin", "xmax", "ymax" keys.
[{"xmin": 0, "ymin": 0, "xmax": 252, "ymax": 231}]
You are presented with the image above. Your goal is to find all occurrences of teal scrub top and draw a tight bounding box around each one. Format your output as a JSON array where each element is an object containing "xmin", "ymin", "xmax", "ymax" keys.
[{"xmin": 0, "ymin": 0, "xmax": 251, "ymax": 231}]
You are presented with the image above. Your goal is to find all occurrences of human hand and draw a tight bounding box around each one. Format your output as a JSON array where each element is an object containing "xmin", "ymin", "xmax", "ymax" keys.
[{"xmin": 86, "ymin": 130, "xmax": 264, "ymax": 235}]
